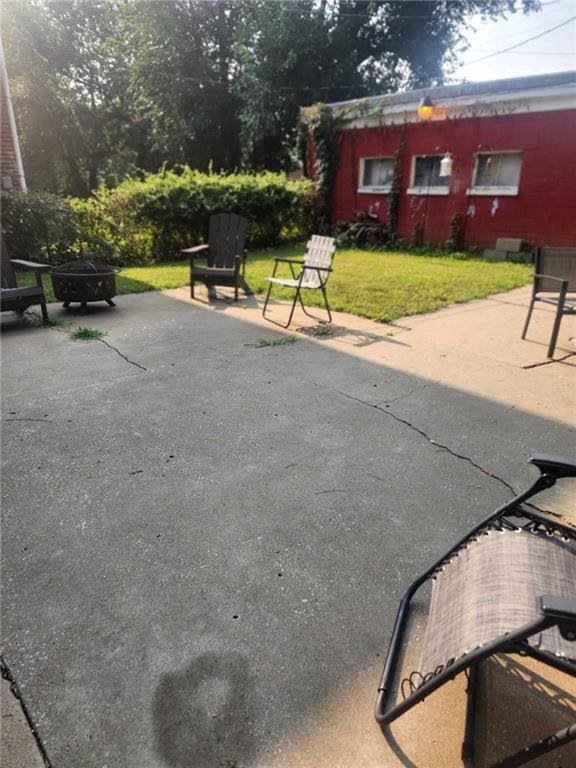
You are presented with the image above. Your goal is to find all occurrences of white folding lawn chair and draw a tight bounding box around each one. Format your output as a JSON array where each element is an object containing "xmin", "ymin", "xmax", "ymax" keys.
[{"xmin": 262, "ymin": 235, "xmax": 336, "ymax": 328}]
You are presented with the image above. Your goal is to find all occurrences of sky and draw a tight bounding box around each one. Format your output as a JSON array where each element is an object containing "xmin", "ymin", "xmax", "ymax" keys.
[{"xmin": 451, "ymin": 0, "xmax": 576, "ymax": 82}]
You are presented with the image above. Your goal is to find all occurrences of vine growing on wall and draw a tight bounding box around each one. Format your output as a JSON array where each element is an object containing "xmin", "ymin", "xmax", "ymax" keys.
[
  {"xmin": 445, "ymin": 212, "xmax": 463, "ymax": 251},
  {"xmin": 387, "ymin": 133, "xmax": 406, "ymax": 240},
  {"xmin": 300, "ymin": 103, "xmax": 341, "ymax": 225}
]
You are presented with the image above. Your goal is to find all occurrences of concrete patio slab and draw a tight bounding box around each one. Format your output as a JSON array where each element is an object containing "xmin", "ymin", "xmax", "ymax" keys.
[
  {"xmin": 1, "ymin": 287, "xmax": 575, "ymax": 768},
  {"xmin": 163, "ymin": 284, "xmax": 575, "ymax": 426}
]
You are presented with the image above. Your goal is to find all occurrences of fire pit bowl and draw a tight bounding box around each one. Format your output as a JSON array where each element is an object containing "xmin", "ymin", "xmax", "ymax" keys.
[{"xmin": 51, "ymin": 261, "xmax": 117, "ymax": 314}]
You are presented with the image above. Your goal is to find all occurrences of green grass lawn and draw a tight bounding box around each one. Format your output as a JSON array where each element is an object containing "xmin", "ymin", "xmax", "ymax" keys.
[{"xmin": 17, "ymin": 245, "xmax": 532, "ymax": 324}]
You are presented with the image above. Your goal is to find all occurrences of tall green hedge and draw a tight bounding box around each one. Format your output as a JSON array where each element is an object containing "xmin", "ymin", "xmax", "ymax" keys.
[
  {"xmin": 1, "ymin": 190, "xmax": 114, "ymax": 264},
  {"xmin": 1, "ymin": 170, "xmax": 316, "ymax": 266}
]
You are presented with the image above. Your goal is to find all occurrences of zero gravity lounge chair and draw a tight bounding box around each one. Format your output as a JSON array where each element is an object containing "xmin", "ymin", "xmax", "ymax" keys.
[{"xmin": 375, "ymin": 453, "xmax": 576, "ymax": 767}]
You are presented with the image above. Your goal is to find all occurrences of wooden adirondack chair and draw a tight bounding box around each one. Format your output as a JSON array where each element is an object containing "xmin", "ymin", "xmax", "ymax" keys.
[
  {"xmin": 1, "ymin": 235, "xmax": 50, "ymax": 322},
  {"xmin": 182, "ymin": 213, "xmax": 251, "ymax": 301}
]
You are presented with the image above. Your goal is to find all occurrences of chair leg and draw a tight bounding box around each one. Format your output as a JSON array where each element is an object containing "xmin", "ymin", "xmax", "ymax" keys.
[
  {"xmin": 40, "ymin": 300, "xmax": 49, "ymax": 323},
  {"xmin": 547, "ymin": 302, "xmax": 566, "ymax": 358},
  {"xmin": 262, "ymin": 281, "xmax": 274, "ymax": 319},
  {"xmin": 285, "ymin": 291, "xmax": 299, "ymax": 328},
  {"xmin": 299, "ymin": 286, "xmax": 332, "ymax": 324},
  {"xmin": 262, "ymin": 281, "xmax": 297, "ymax": 328},
  {"xmin": 461, "ymin": 664, "xmax": 478, "ymax": 767},
  {"xmin": 521, "ymin": 297, "xmax": 536, "ymax": 339},
  {"xmin": 320, "ymin": 284, "xmax": 332, "ymax": 323},
  {"xmin": 190, "ymin": 280, "xmax": 195, "ymax": 300}
]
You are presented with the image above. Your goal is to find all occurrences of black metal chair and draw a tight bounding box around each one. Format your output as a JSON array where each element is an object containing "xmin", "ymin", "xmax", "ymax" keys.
[
  {"xmin": 521, "ymin": 247, "xmax": 576, "ymax": 358},
  {"xmin": 182, "ymin": 213, "xmax": 251, "ymax": 302},
  {"xmin": 262, "ymin": 235, "xmax": 336, "ymax": 328},
  {"xmin": 1, "ymin": 236, "xmax": 50, "ymax": 322},
  {"xmin": 375, "ymin": 453, "xmax": 576, "ymax": 767}
]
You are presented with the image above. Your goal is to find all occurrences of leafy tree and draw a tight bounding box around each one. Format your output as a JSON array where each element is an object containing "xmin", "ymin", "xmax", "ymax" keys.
[
  {"xmin": 3, "ymin": 0, "xmax": 540, "ymax": 194},
  {"xmin": 234, "ymin": 0, "xmax": 540, "ymax": 169},
  {"xmin": 3, "ymin": 0, "xmax": 137, "ymax": 195}
]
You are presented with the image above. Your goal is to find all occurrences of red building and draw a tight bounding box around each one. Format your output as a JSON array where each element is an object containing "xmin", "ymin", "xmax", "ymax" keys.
[{"xmin": 305, "ymin": 71, "xmax": 576, "ymax": 249}]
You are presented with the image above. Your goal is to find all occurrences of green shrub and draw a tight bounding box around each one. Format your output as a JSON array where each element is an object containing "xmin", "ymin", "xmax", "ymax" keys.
[
  {"xmin": 1, "ymin": 190, "xmax": 115, "ymax": 265},
  {"xmin": 2, "ymin": 171, "xmax": 316, "ymax": 267},
  {"xmin": 89, "ymin": 167, "xmax": 316, "ymax": 262}
]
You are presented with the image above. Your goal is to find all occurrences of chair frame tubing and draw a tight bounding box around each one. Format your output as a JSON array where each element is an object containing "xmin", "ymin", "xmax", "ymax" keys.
[
  {"xmin": 521, "ymin": 273, "xmax": 571, "ymax": 358},
  {"xmin": 262, "ymin": 258, "xmax": 333, "ymax": 329},
  {"xmin": 522, "ymin": 245, "xmax": 576, "ymax": 358}
]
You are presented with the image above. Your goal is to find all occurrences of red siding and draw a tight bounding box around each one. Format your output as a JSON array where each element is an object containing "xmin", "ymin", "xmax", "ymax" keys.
[{"xmin": 326, "ymin": 109, "xmax": 576, "ymax": 248}]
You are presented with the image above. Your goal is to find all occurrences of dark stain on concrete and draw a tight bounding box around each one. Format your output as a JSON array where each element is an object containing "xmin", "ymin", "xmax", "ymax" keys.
[{"xmin": 153, "ymin": 652, "xmax": 255, "ymax": 768}]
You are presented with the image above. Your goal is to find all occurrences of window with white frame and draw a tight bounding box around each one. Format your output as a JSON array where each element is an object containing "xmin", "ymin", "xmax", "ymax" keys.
[
  {"xmin": 358, "ymin": 157, "xmax": 394, "ymax": 192},
  {"xmin": 470, "ymin": 152, "xmax": 522, "ymax": 195},
  {"xmin": 407, "ymin": 155, "xmax": 450, "ymax": 195}
]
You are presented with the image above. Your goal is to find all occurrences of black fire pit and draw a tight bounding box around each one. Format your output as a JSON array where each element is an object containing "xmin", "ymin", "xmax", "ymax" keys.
[{"xmin": 51, "ymin": 261, "xmax": 117, "ymax": 315}]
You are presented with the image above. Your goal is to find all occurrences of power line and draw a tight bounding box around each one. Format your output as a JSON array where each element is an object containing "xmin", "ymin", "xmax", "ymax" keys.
[
  {"xmin": 458, "ymin": 14, "xmax": 576, "ymax": 66},
  {"xmin": 465, "ymin": 4, "xmax": 576, "ymax": 45},
  {"xmin": 471, "ymin": 48, "xmax": 575, "ymax": 55}
]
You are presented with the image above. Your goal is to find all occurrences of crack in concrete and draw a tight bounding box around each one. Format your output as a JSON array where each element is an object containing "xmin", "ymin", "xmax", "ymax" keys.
[
  {"xmin": 366, "ymin": 471, "xmax": 387, "ymax": 483},
  {"xmin": 1, "ymin": 657, "xmax": 52, "ymax": 767},
  {"xmin": 97, "ymin": 339, "xmax": 148, "ymax": 371},
  {"xmin": 335, "ymin": 389, "xmax": 517, "ymax": 496},
  {"xmin": 315, "ymin": 489, "xmax": 346, "ymax": 495},
  {"xmin": 47, "ymin": 324, "xmax": 148, "ymax": 372},
  {"xmin": 2, "ymin": 418, "xmax": 53, "ymax": 423}
]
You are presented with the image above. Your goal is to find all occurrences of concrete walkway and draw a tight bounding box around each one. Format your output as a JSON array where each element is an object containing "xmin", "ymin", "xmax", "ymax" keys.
[{"xmin": 1, "ymin": 286, "xmax": 575, "ymax": 768}]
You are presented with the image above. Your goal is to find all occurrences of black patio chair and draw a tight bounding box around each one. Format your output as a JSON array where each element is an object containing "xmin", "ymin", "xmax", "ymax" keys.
[
  {"xmin": 262, "ymin": 235, "xmax": 336, "ymax": 328},
  {"xmin": 1, "ymin": 236, "xmax": 50, "ymax": 322},
  {"xmin": 182, "ymin": 213, "xmax": 251, "ymax": 302},
  {"xmin": 521, "ymin": 246, "xmax": 576, "ymax": 358},
  {"xmin": 375, "ymin": 453, "xmax": 576, "ymax": 767}
]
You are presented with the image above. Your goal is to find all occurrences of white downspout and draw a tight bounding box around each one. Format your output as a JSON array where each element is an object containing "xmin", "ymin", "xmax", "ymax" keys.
[{"xmin": 0, "ymin": 32, "xmax": 26, "ymax": 191}]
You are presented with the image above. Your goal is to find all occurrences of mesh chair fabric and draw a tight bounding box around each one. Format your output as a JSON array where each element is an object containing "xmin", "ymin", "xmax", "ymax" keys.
[{"xmin": 420, "ymin": 529, "xmax": 576, "ymax": 679}]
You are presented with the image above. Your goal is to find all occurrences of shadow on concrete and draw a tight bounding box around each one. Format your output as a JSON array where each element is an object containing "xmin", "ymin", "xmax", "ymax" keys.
[
  {"xmin": 296, "ymin": 324, "xmax": 410, "ymax": 349},
  {"xmin": 475, "ymin": 655, "xmax": 576, "ymax": 768},
  {"xmin": 1, "ymin": 289, "xmax": 574, "ymax": 768}
]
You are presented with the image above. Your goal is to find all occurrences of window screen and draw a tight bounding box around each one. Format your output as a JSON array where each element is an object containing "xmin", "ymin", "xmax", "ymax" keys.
[
  {"xmin": 413, "ymin": 156, "xmax": 449, "ymax": 188},
  {"xmin": 361, "ymin": 158, "xmax": 394, "ymax": 188},
  {"xmin": 474, "ymin": 153, "xmax": 522, "ymax": 188}
]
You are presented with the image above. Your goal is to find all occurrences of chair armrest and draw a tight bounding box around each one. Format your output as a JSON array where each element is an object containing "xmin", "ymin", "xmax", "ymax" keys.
[
  {"xmin": 534, "ymin": 273, "xmax": 569, "ymax": 286},
  {"xmin": 182, "ymin": 244, "xmax": 210, "ymax": 258},
  {"xmin": 529, "ymin": 453, "xmax": 576, "ymax": 478},
  {"xmin": 274, "ymin": 258, "xmax": 304, "ymax": 265},
  {"xmin": 540, "ymin": 596, "xmax": 576, "ymax": 622},
  {"xmin": 10, "ymin": 259, "xmax": 51, "ymax": 273},
  {"xmin": 540, "ymin": 596, "xmax": 576, "ymax": 641}
]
